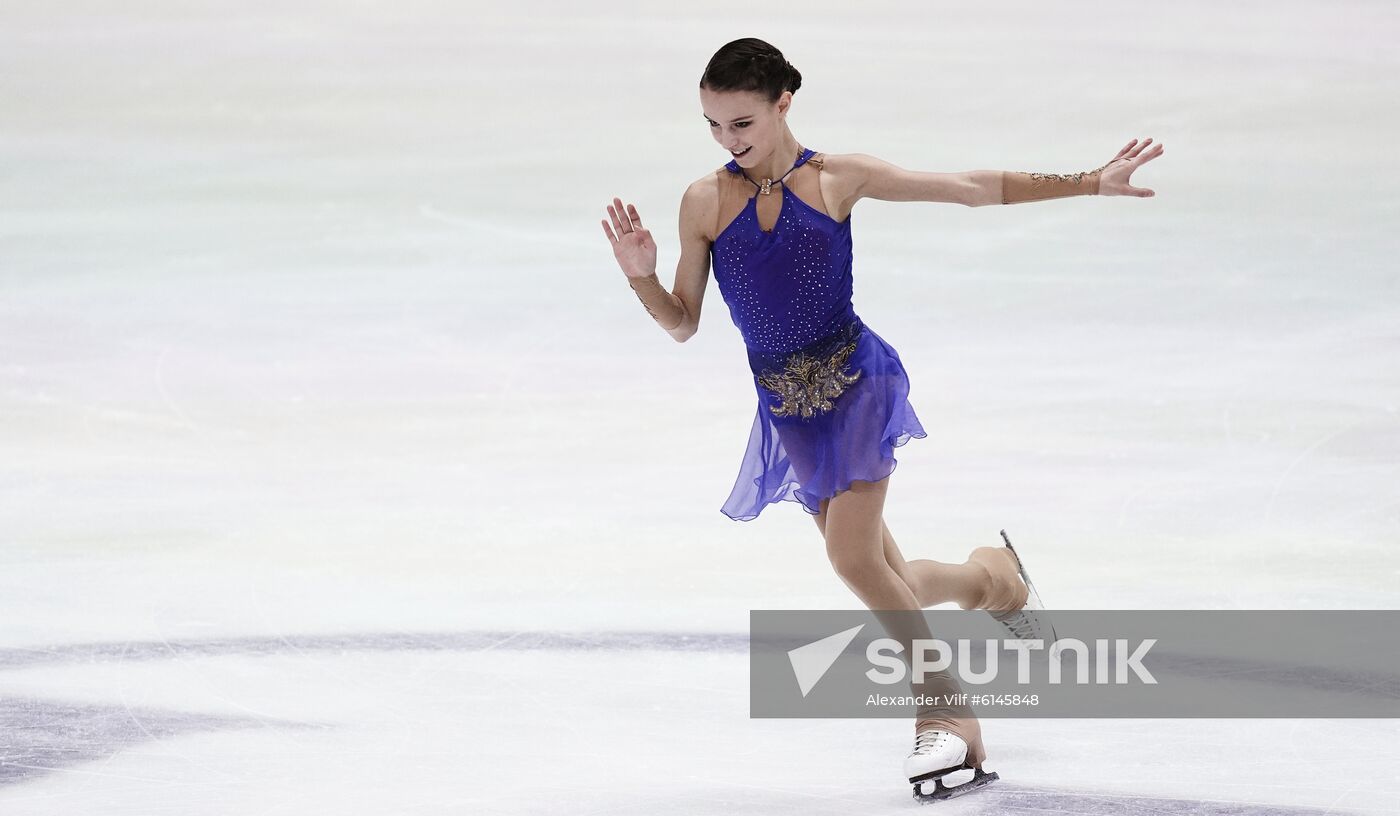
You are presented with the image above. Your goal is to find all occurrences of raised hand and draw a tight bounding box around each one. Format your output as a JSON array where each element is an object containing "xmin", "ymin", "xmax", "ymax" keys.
[
  {"xmin": 1097, "ymin": 137, "xmax": 1164, "ymax": 198},
  {"xmin": 601, "ymin": 197, "xmax": 658, "ymax": 279}
]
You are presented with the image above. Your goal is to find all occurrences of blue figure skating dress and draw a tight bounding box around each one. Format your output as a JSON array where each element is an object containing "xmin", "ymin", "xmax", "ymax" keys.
[{"xmin": 710, "ymin": 147, "xmax": 927, "ymax": 521}]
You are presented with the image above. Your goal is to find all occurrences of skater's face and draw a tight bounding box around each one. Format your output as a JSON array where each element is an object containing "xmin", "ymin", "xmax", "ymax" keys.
[{"xmin": 699, "ymin": 87, "xmax": 790, "ymax": 166}]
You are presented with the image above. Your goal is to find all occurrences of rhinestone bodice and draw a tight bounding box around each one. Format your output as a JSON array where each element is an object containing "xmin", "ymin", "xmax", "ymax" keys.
[{"xmin": 709, "ymin": 148, "xmax": 859, "ymax": 363}]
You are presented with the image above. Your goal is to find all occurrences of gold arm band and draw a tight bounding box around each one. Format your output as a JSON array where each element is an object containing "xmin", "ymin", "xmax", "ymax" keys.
[
  {"xmin": 627, "ymin": 273, "xmax": 686, "ymax": 331},
  {"xmin": 1001, "ymin": 161, "xmax": 1111, "ymax": 204}
]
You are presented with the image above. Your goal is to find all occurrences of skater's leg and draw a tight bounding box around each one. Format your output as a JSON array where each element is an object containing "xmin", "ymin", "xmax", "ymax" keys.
[
  {"xmin": 815, "ymin": 504, "xmax": 917, "ymax": 587},
  {"xmin": 821, "ymin": 478, "xmax": 916, "ymax": 610},
  {"xmin": 887, "ymin": 526, "xmax": 1027, "ymax": 612},
  {"xmin": 813, "ymin": 506, "xmax": 1025, "ymax": 613},
  {"xmin": 821, "ymin": 476, "xmax": 987, "ymax": 768}
]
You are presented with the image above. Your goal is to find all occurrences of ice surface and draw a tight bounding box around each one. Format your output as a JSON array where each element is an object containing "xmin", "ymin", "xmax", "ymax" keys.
[{"xmin": 2, "ymin": 0, "xmax": 1398, "ymax": 813}]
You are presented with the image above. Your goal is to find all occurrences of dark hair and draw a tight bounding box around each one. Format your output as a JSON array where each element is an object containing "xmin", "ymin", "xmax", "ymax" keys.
[{"xmin": 699, "ymin": 38, "xmax": 802, "ymax": 103}]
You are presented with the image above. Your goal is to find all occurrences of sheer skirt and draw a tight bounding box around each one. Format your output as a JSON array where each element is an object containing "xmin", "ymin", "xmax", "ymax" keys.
[{"xmin": 720, "ymin": 319, "xmax": 928, "ymax": 522}]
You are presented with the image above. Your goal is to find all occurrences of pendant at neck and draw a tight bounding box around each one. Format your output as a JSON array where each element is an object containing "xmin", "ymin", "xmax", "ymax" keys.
[{"xmin": 747, "ymin": 146, "xmax": 804, "ymax": 195}]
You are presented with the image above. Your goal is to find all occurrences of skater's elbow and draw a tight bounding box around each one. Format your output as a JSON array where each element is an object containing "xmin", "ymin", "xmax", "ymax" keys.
[
  {"xmin": 962, "ymin": 170, "xmax": 1004, "ymax": 207},
  {"xmin": 668, "ymin": 321, "xmax": 698, "ymax": 343}
]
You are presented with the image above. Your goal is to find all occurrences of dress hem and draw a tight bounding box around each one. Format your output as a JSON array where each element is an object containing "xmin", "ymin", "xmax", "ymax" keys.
[{"xmin": 719, "ymin": 428, "xmax": 928, "ymax": 522}]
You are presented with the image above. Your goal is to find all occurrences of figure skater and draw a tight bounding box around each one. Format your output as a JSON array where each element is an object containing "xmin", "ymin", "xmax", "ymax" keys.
[{"xmin": 600, "ymin": 37, "xmax": 1162, "ymax": 801}]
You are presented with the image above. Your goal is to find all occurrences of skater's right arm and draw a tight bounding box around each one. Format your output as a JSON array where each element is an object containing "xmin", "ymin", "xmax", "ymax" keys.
[
  {"xmin": 661, "ymin": 179, "xmax": 714, "ymax": 343},
  {"xmin": 601, "ymin": 180, "xmax": 712, "ymax": 343}
]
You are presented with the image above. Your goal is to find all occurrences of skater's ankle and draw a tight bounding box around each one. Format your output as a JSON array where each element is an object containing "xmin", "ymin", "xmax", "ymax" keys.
[
  {"xmin": 955, "ymin": 560, "xmax": 994, "ymax": 610},
  {"xmin": 963, "ymin": 547, "xmax": 1025, "ymax": 612}
]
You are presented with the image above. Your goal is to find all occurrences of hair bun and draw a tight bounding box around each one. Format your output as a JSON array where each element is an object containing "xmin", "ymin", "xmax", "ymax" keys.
[{"xmin": 784, "ymin": 60, "xmax": 803, "ymax": 94}]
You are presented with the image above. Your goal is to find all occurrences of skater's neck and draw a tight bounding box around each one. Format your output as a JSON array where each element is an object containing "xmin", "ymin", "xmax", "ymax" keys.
[{"xmin": 740, "ymin": 130, "xmax": 804, "ymax": 187}]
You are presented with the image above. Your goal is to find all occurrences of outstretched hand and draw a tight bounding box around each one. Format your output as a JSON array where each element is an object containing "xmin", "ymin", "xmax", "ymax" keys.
[
  {"xmin": 1097, "ymin": 138, "xmax": 1163, "ymax": 197},
  {"xmin": 601, "ymin": 196, "xmax": 657, "ymax": 279}
]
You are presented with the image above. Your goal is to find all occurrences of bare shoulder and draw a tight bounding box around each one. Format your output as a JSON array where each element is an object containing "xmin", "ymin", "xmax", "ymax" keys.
[
  {"xmin": 814, "ymin": 151, "xmax": 873, "ymax": 194},
  {"xmin": 805, "ymin": 151, "xmax": 865, "ymax": 221},
  {"xmin": 679, "ymin": 170, "xmax": 724, "ymax": 244}
]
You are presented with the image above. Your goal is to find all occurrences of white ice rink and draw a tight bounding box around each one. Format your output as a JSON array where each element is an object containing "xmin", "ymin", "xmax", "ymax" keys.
[{"xmin": 2, "ymin": 1, "xmax": 1398, "ymax": 813}]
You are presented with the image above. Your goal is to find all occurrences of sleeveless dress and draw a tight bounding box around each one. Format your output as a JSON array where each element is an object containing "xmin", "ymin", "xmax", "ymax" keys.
[{"xmin": 711, "ymin": 148, "xmax": 928, "ymax": 521}]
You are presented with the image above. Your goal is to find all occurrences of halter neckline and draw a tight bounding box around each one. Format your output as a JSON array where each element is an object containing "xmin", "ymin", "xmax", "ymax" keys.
[{"xmin": 725, "ymin": 147, "xmax": 816, "ymax": 191}]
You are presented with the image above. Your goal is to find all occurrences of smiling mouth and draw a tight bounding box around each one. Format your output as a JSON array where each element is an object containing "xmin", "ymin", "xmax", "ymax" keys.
[{"xmin": 731, "ymin": 146, "xmax": 752, "ymax": 157}]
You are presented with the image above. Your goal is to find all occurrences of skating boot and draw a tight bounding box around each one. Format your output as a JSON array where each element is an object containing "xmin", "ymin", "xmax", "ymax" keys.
[
  {"xmin": 988, "ymin": 529, "xmax": 1061, "ymax": 659},
  {"xmin": 905, "ymin": 727, "xmax": 999, "ymax": 802}
]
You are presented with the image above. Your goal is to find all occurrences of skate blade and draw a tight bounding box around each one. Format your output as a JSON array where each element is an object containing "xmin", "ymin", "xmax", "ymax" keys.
[
  {"xmin": 997, "ymin": 529, "xmax": 1059, "ymax": 644},
  {"xmin": 907, "ymin": 761, "xmax": 969, "ymax": 785},
  {"xmin": 912, "ymin": 767, "xmax": 999, "ymax": 802},
  {"xmin": 999, "ymin": 529, "xmax": 1041, "ymax": 598}
]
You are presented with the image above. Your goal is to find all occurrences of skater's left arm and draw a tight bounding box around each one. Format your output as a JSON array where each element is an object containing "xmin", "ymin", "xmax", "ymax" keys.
[
  {"xmin": 964, "ymin": 137, "xmax": 1164, "ymax": 206},
  {"xmin": 841, "ymin": 153, "xmax": 977, "ymax": 206}
]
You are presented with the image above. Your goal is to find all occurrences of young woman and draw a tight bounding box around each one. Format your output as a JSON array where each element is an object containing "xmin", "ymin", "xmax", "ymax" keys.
[{"xmin": 601, "ymin": 37, "xmax": 1162, "ymax": 801}]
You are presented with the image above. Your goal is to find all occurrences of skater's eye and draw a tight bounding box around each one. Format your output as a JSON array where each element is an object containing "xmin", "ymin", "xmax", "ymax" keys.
[{"xmin": 706, "ymin": 119, "xmax": 751, "ymax": 129}]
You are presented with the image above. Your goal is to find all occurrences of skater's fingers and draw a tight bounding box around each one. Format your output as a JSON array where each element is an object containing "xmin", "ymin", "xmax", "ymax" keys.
[
  {"xmin": 601, "ymin": 219, "xmax": 618, "ymax": 243},
  {"xmin": 606, "ymin": 201, "xmax": 629, "ymax": 235},
  {"xmin": 618, "ymin": 198, "xmax": 642, "ymax": 231},
  {"xmin": 611, "ymin": 197, "xmax": 633, "ymax": 233},
  {"xmin": 607, "ymin": 202, "xmax": 629, "ymax": 235}
]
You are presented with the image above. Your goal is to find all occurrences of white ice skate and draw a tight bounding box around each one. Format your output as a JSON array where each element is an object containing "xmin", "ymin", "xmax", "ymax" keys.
[
  {"xmin": 905, "ymin": 728, "xmax": 998, "ymax": 802},
  {"xmin": 988, "ymin": 529, "xmax": 1061, "ymax": 659}
]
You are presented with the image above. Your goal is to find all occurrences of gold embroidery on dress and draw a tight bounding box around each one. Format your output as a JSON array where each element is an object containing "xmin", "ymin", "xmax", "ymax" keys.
[{"xmin": 757, "ymin": 338, "xmax": 862, "ymax": 418}]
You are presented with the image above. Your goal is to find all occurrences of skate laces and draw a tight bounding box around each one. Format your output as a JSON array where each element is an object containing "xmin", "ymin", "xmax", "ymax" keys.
[
  {"xmin": 991, "ymin": 608, "xmax": 1041, "ymax": 640},
  {"xmin": 911, "ymin": 729, "xmax": 951, "ymax": 755}
]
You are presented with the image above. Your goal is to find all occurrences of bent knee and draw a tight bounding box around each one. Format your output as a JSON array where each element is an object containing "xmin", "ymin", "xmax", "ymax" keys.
[{"xmin": 826, "ymin": 547, "xmax": 886, "ymax": 585}]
